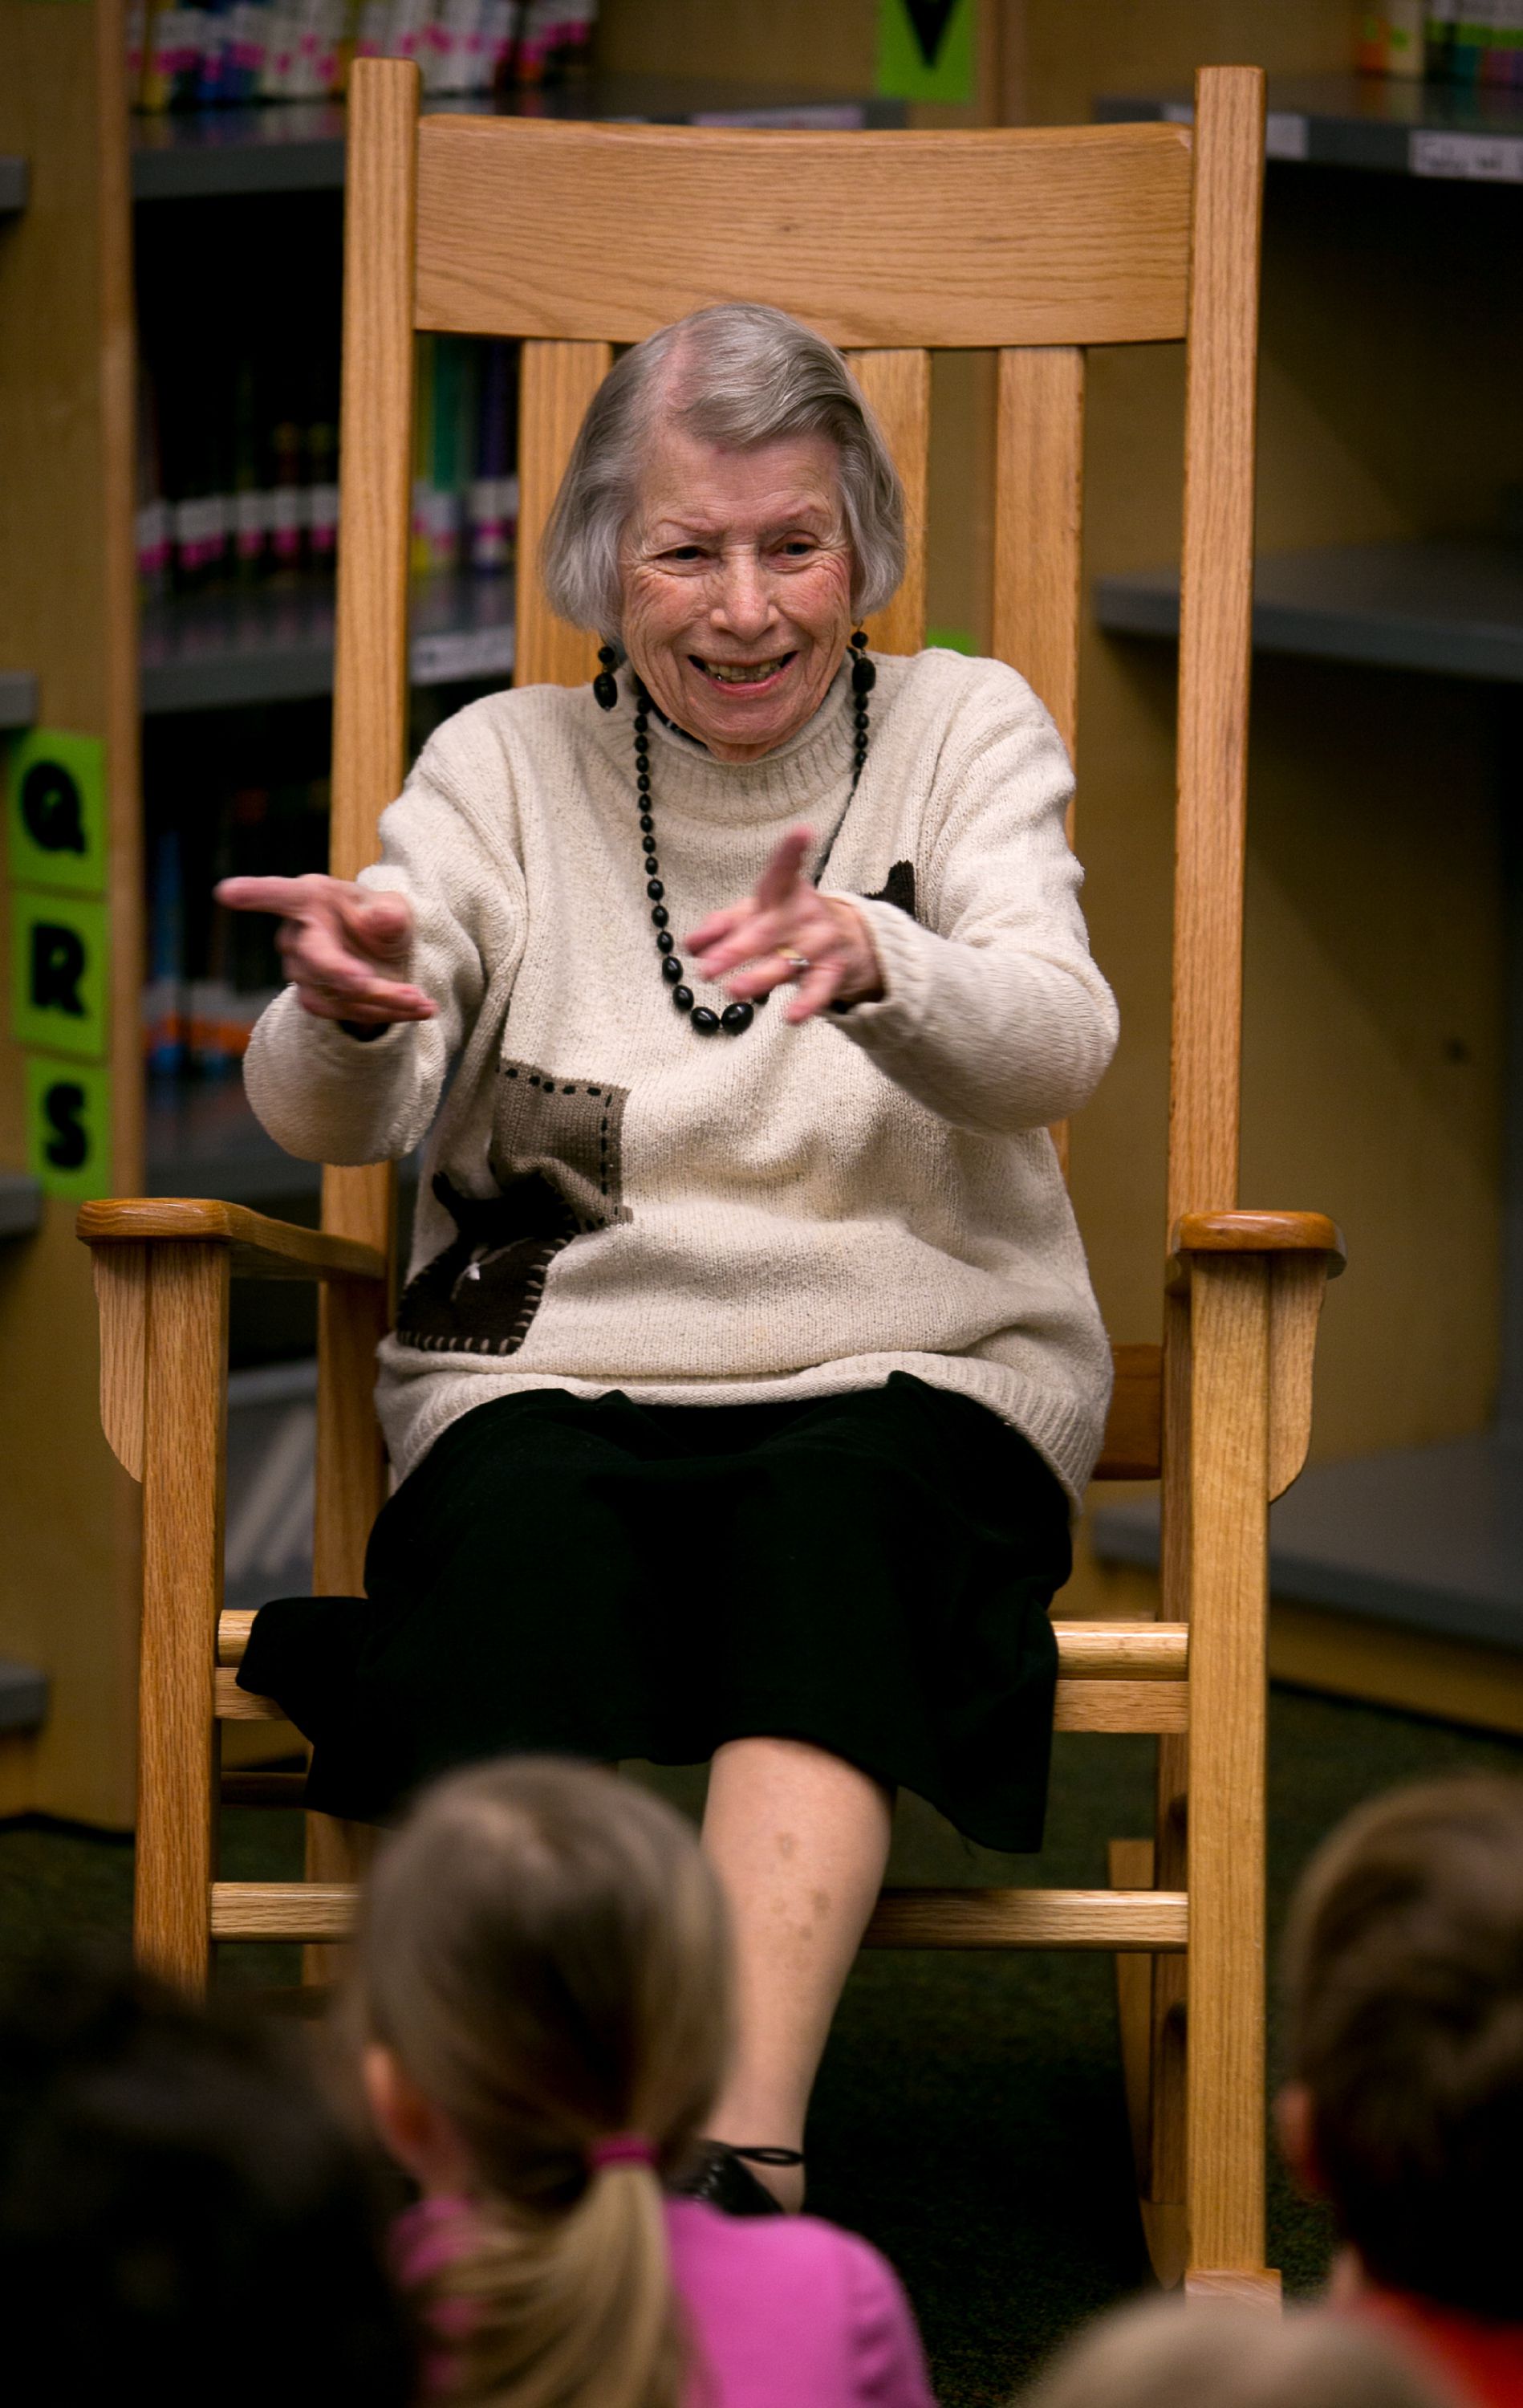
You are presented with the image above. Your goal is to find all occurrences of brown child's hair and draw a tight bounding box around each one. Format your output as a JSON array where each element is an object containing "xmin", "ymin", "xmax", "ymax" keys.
[
  {"xmin": 1281, "ymin": 1772, "xmax": 1523, "ymax": 2320},
  {"xmin": 1022, "ymin": 2296, "xmax": 1451, "ymax": 2408},
  {"xmin": 353, "ymin": 1757, "xmax": 733, "ymax": 2408}
]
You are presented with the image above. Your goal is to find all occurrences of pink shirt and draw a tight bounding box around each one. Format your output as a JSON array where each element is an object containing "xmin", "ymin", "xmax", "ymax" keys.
[
  {"xmin": 1358, "ymin": 2291, "xmax": 1523, "ymax": 2408},
  {"xmin": 395, "ymin": 2193, "xmax": 937, "ymax": 2408}
]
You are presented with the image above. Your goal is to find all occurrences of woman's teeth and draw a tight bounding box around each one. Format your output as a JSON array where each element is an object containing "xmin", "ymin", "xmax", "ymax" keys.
[{"xmin": 701, "ymin": 657, "xmax": 786, "ymax": 684}]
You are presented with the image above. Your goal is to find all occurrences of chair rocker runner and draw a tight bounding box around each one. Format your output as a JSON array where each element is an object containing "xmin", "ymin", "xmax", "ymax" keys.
[{"xmin": 80, "ymin": 62, "xmax": 1345, "ymax": 2301}]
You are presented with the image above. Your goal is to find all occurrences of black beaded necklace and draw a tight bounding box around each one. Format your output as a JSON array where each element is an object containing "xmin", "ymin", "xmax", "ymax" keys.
[{"xmin": 594, "ymin": 634, "xmax": 875, "ymax": 1037}]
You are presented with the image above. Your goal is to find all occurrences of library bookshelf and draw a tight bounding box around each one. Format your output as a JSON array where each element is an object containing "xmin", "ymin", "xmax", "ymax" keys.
[{"xmin": 0, "ymin": 0, "xmax": 922, "ymax": 1824}]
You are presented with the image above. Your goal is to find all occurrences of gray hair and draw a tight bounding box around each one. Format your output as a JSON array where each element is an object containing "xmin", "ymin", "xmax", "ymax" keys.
[{"xmin": 539, "ymin": 302, "xmax": 905, "ymax": 637}]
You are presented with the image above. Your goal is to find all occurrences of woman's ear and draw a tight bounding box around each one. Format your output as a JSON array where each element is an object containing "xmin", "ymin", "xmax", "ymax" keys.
[
  {"xmin": 1274, "ymin": 2079, "xmax": 1323, "ymax": 2195},
  {"xmin": 363, "ymin": 2043, "xmax": 475, "ymax": 2195}
]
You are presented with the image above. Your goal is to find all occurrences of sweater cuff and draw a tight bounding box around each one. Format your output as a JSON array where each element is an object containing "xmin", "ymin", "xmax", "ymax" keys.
[{"xmin": 821, "ymin": 893, "xmax": 932, "ymax": 1048}]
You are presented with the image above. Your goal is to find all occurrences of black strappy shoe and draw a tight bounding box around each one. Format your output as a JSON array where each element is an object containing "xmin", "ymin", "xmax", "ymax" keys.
[{"xmin": 672, "ymin": 2142, "xmax": 804, "ymax": 2216}]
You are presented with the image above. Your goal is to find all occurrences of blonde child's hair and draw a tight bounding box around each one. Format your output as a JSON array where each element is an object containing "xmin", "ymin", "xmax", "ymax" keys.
[
  {"xmin": 1281, "ymin": 1772, "xmax": 1523, "ymax": 2318},
  {"xmin": 1022, "ymin": 2297, "xmax": 1452, "ymax": 2408},
  {"xmin": 354, "ymin": 1758, "xmax": 732, "ymax": 2408}
]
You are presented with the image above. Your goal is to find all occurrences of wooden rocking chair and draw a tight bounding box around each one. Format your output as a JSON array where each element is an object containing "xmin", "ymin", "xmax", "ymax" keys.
[{"xmin": 79, "ymin": 60, "xmax": 1343, "ymax": 2301}]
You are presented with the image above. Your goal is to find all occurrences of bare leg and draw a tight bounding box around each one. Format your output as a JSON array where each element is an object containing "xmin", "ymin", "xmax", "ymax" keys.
[{"xmin": 701, "ymin": 1735, "xmax": 894, "ymax": 2209}]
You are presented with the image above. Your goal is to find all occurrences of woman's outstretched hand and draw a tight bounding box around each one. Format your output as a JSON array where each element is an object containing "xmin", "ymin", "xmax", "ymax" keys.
[
  {"xmin": 214, "ymin": 874, "xmax": 437, "ymax": 1027},
  {"xmin": 685, "ymin": 827, "xmax": 884, "ymax": 1024}
]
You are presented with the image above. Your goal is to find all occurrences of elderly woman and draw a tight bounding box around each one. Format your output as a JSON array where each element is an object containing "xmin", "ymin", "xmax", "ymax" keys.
[{"xmin": 225, "ymin": 302, "xmax": 1117, "ymax": 2215}]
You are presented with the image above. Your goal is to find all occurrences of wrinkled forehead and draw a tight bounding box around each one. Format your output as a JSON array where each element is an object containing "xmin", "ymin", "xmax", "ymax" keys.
[{"xmin": 627, "ymin": 421, "xmax": 847, "ymax": 543}]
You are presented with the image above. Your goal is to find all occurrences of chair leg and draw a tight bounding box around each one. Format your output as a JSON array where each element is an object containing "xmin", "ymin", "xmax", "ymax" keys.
[
  {"xmin": 1183, "ymin": 1256, "xmax": 1277, "ymax": 2302},
  {"xmin": 136, "ymin": 1244, "xmax": 229, "ymax": 1997},
  {"xmin": 305, "ymin": 1267, "xmax": 391, "ymax": 1986},
  {"xmin": 1109, "ymin": 1835, "xmax": 1188, "ymax": 2289},
  {"xmin": 1127, "ymin": 1287, "xmax": 1193, "ymax": 2286}
]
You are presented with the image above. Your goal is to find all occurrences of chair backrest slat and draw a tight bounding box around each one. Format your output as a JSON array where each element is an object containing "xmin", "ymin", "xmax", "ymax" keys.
[
  {"xmin": 413, "ymin": 117, "xmax": 1192, "ymax": 348},
  {"xmin": 1168, "ymin": 72, "xmax": 1264, "ymax": 1230},
  {"xmin": 515, "ymin": 338, "xmax": 614, "ymax": 688},
  {"xmin": 316, "ymin": 59, "xmax": 419, "ymax": 1590},
  {"xmin": 991, "ymin": 345, "xmax": 1085, "ymax": 765},
  {"xmin": 849, "ymin": 348, "xmax": 930, "ymax": 657},
  {"xmin": 331, "ymin": 64, "xmax": 416, "ymax": 893}
]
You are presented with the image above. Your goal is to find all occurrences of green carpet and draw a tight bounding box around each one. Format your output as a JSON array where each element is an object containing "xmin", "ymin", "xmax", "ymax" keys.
[{"xmin": 2, "ymin": 1683, "xmax": 1518, "ymax": 2404}]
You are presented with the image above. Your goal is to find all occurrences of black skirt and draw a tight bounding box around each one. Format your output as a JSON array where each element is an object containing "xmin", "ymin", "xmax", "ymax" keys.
[{"xmin": 239, "ymin": 1372, "xmax": 1072, "ymax": 1850}]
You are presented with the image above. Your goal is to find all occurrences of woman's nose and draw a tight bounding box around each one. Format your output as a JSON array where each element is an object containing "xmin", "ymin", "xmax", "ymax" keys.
[{"xmin": 711, "ymin": 551, "xmax": 774, "ymax": 638}]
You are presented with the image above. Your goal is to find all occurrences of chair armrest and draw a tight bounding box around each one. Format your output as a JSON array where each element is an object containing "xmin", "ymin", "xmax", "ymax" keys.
[
  {"xmin": 76, "ymin": 1198, "xmax": 386, "ymax": 1283},
  {"xmin": 1168, "ymin": 1211, "xmax": 1345, "ymax": 1502},
  {"xmin": 1169, "ymin": 1210, "xmax": 1346, "ymax": 1277}
]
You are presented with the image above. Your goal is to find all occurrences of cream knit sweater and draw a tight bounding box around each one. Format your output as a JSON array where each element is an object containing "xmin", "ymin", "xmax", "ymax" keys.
[{"xmin": 244, "ymin": 649, "xmax": 1119, "ymax": 1504}]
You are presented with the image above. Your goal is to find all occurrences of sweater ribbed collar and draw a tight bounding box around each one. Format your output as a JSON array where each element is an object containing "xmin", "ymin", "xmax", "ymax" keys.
[{"xmin": 591, "ymin": 661, "xmax": 856, "ymax": 826}]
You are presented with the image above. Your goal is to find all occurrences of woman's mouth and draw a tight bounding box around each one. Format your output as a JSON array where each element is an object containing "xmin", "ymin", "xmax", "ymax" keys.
[{"xmin": 692, "ymin": 653, "xmax": 794, "ymax": 690}]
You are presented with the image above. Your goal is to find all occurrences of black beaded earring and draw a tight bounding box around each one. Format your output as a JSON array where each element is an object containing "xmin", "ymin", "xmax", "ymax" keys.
[
  {"xmin": 849, "ymin": 629, "xmax": 875, "ymax": 783},
  {"xmin": 592, "ymin": 644, "xmax": 620, "ymax": 710}
]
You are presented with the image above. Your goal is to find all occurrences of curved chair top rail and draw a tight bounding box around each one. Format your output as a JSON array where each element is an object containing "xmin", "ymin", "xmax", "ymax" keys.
[{"xmin": 412, "ymin": 115, "xmax": 1195, "ymax": 350}]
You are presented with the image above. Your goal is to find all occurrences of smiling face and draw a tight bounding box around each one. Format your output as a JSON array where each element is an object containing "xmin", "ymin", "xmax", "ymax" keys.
[{"xmin": 618, "ymin": 424, "xmax": 855, "ymax": 762}]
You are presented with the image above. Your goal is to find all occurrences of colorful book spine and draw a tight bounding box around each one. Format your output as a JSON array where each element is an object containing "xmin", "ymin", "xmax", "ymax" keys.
[{"xmin": 132, "ymin": 0, "xmax": 587, "ymax": 102}]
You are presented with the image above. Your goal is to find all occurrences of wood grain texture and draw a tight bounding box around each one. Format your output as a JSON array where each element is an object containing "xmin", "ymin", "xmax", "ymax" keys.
[
  {"xmin": 215, "ymin": 1671, "xmax": 281, "ymax": 1720},
  {"xmin": 850, "ymin": 350, "xmax": 929, "ymax": 656},
  {"xmin": 1167, "ymin": 67, "xmax": 1265, "ymax": 1231},
  {"xmin": 863, "ymin": 1887, "xmax": 1188, "ymax": 1952},
  {"xmin": 206, "ymin": 1882, "xmax": 1190, "ymax": 1952},
  {"xmin": 319, "ymin": 59, "xmax": 416, "ymax": 1636},
  {"xmin": 1109, "ymin": 1837, "xmax": 1168, "ymax": 2268},
  {"xmin": 415, "ymin": 118, "xmax": 1192, "ymax": 348},
  {"xmin": 212, "ymin": 1882, "xmax": 356, "ymax": 1942},
  {"xmin": 1055, "ymin": 1623, "xmax": 1185, "ymax": 1678},
  {"xmin": 94, "ymin": 1244, "xmax": 147, "ymax": 1481},
  {"xmin": 1173, "ymin": 1210, "xmax": 1345, "ymax": 1263},
  {"xmin": 1184, "ymin": 1250, "xmax": 1273, "ymax": 2278},
  {"xmin": 516, "ymin": 340, "xmax": 612, "ymax": 689},
  {"xmin": 331, "ymin": 58, "xmax": 416, "ymax": 888},
  {"xmin": 992, "ymin": 346, "xmax": 1084, "ymax": 755},
  {"xmin": 1267, "ymin": 1255, "xmax": 1330, "ymax": 1502},
  {"xmin": 1095, "ymin": 1340, "xmax": 1162, "ymax": 1480},
  {"xmin": 136, "ymin": 1247, "xmax": 229, "ymax": 1994},
  {"xmin": 1054, "ymin": 1680, "xmax": 1186, "ymax": 1734},
  {"xmin": 314, "ymin": 1276, "xmax": 390, "ymax": 1591},
  {"xmin": 217, "ymin": 1609, "xmax": 257, "ymax": 1664},
  {"xmin": 79, "ymin": 1199, "xmax": 385, "ymax": 1283},
  {"xmin": 1151, "ymin": 1285, "xmax": 1194, "ymax": 2207}
]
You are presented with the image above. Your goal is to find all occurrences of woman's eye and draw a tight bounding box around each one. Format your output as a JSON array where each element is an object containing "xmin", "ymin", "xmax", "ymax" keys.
[{"xmin": 664, "ymin": 546, "xmax": 708, "ymax": 563}]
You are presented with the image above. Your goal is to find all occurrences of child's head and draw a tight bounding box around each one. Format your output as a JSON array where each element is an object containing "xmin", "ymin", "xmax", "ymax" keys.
[
  {"xmin": 0, "ymin": 1953, "xmax": 413, "ymax": 2405},
  {"xmin": 1023, "ymin": 2297, "xmax": 1449, "ymax": 2408},
  {"xmin": 1279, "ymin": 1772, "xmax": 1523, "ymax": 2321},
  {"xmin": 355, "ymin": 1756, "xmax": 731, "ymax": 2408}
]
